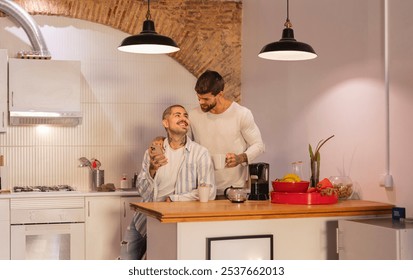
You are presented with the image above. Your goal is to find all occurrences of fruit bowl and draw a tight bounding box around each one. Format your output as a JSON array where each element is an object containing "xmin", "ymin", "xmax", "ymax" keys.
[{"xmin": 272, "ymin": 180, "xmax": 310, "ymax": 193}]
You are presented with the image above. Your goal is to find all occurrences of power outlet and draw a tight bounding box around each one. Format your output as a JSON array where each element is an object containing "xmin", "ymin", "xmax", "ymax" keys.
[{"xmin": 379, "ymin": 173, "xmax": 393, "ymax": 188}]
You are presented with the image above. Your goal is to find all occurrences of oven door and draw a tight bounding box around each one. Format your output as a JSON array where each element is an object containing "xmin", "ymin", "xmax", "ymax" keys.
[{"xmin": 11, "ymin": 223, "xmax": 85, "ymax": 260}]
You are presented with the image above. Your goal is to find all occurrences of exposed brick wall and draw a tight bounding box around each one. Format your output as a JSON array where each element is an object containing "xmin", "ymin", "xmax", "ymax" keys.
[{"xmin": 1, "ymin": 0, "xmax": 242, "ymax": 101}]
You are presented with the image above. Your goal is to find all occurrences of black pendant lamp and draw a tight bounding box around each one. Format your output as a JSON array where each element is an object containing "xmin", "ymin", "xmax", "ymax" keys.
[
  {"xmin": 258, "ymin": 0, "xmax": 317, "ymax": 61},
  {"xmin": 118, "ymin": 0, "xmax": 180, "ymax": 54}
]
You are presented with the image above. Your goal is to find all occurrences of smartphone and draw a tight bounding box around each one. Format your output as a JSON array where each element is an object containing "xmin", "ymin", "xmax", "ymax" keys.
[{"xmin": 150, "ymin": 145, "xmax": 164, "ymax": 155}]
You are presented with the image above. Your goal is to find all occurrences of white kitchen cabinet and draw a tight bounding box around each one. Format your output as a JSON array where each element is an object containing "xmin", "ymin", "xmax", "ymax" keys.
[
  {"xmin": 0, "ymin": 199, "xmax": 10, "ymax": 259},
  {"xmin": 8, "ymin": 58, "xmax": 81, "ymax": 126},
  {"xmin": 8, "ymin": 58, "xmax": 80, "ymax": 113},
  {"xmin": 0, "ymin": 50, "xmax": 8, "ymax": 132},
  {"xmin": 85, "ymin": 195, "xmax": 140, "ymax": 260},
  {"xmin": 120, "ymin": 196, "xmax": 142, "ymax": 239},
  {"xmin": 85, "ymin": 196, "xmax": 121, "ymax": 260},
  {"xmin": 338, "ymin": 218, "xmax": 413, "ymax": 259}
]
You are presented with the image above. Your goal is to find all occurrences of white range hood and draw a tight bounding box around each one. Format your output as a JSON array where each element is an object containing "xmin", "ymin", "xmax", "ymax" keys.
[
  {"xmin": 8, "ymin": 58, "xmax": 82, "ymax": 126},
  {"xmin": 1, "ymin": 0, "xmax": 82, "ymax": 127},
  {"xmin": 9, "ymin": 110, "xmax": 82, "ymax": 126}
]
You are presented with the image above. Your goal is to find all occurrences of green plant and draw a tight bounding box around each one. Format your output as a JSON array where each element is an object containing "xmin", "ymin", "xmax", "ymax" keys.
[{"xmin": 309, "ymin": 135, "xmax": 335, "ymax": 187}]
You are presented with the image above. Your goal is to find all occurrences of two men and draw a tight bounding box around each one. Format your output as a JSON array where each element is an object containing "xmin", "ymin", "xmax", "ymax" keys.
[{"xmin": 123, "ymin": 69, "xmax": 264, "ymax": 259}]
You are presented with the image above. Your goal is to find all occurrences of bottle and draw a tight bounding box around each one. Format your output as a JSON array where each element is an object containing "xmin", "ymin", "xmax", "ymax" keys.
[
  {"xmin": 120, "ymin": 174, "xmax": 128, "ymax": 189},
  {"xmin": 131, "ymin": 172, "xmax": 138, "ymax": 188}
]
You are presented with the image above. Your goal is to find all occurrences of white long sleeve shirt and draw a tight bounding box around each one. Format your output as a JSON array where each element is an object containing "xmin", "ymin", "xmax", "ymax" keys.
[{"xmin": 189, "ymin": 102, "xmax": 265, "ymax": 194}]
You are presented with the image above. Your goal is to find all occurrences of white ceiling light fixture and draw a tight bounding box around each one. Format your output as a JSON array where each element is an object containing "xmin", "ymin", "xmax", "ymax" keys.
[
  {"xmin": 258, "ymin": 0, "xmax": 317, "ymax": 61},
  {"xmin": 118, "ymin": 0, "xmax": 180, "ymax": 54}
]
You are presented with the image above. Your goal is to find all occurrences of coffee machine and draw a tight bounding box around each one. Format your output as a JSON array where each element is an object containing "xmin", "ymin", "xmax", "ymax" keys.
[{"xmin": 248, "ymin": 162, "xmax": 269, "ymax": 200}]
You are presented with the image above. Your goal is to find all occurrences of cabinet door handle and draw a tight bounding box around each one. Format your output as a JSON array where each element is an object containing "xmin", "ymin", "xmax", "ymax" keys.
[
  {"xmin": 2, "ymin": 111, "xmax": 4, "ymax": 128},
  {"xmin": 123, "ymin": 201, "xmax": 126, "ymax": 218},
  {"xmin": 88, "ymin": 201, "xmax": 91, "ymax": 217},
  {"xmin": 11, "ymin": 91, "xmax": 14, "ymax": 107},
  {"xmin": 336, "ymin": 227, "xmax": 344, "ymax": 254}
]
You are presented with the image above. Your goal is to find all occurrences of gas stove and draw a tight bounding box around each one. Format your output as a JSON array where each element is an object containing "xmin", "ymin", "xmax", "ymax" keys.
[{"xmin": 12, "ymin": 185, "xmax": 77, "ymax": 193}]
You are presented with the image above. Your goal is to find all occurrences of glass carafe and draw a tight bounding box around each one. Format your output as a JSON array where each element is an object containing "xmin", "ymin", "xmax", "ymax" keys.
[{"xmin": 291, "ymin": 161, "xmax": 304, "ymax": 181}]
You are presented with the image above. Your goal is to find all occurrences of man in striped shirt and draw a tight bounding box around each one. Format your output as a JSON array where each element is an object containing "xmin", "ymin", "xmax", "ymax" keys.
[{"xmin": 120, "ymin": 104, "xmax": 216, "ymax": 259}]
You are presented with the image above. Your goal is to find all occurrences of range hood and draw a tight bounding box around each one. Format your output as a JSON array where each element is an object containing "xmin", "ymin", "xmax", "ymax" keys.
[
  {"xmin": 1, "ymin": 0, "xmax": 82, "ymax": 126},
  {"xmin": 8, "ymin": 58, "xmax": 82, "ymax": 126},
  {"xmin": 9, "ymin": 111, "xmax": 82, "ymax": 126}
]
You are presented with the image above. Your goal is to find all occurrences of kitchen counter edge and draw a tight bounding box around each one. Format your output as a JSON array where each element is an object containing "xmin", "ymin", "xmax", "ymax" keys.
[{"xmin": 130, "ymin": 200, "xmax": 394, "ymax": 223}]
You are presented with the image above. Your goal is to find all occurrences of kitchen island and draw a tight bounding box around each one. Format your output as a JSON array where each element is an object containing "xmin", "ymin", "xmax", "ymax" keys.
[{"xmin": 130, "ymin": 200, "xmax": 393, "ymax": 260}]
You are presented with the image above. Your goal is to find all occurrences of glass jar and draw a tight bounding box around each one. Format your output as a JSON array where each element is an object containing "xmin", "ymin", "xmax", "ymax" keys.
[
  {"xmin": 291, "ymin": 161, "xmax": 304, "ymax": 181},
  {"xmin": 329, "ymin": 176, "xmax": 353, "ymax": 199}
]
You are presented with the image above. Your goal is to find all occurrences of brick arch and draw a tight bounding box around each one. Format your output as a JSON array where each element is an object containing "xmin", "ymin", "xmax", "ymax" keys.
[{"xmin": 5, "ymin": 0, "xmax": 242, "ymax": 101}]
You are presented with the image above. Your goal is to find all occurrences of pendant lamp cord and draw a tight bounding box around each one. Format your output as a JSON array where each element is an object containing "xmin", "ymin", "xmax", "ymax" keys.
[
  {"xmin": 146, "ymin": 0, "xmax": 151, "ymax": 20},
  {"xmin": 287, "ymin": 0, "xmax": 289, "ymax": 20},
  {"xmin": 284, "ymin": 0, "xmax": 292, "ymax": 28}
]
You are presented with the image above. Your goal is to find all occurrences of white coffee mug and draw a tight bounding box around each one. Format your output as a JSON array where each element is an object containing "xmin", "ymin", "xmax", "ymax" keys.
[
  {"xmin": 198, "ymin": 184, "xmax": 211, "ymax": 202},
  {"xmin": 212, "ymin": 154, "xmax": 226, "ymax": 170}
]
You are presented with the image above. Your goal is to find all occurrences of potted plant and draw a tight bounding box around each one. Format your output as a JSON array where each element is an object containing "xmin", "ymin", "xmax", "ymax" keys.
[{"xmin": 309, "ymin": 135, "xmax": 335, "ymax": 188}]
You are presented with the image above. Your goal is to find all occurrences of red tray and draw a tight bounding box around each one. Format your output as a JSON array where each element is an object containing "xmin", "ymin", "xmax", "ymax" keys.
[{"xmin": 271, "ymin": 191, "xmax": 338, "ymax": 205}]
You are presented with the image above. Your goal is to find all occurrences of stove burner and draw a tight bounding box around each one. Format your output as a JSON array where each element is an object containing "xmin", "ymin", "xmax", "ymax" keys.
[{"xmin": 13, "ymin": 185, "xmax": 76, "ymax": 193}]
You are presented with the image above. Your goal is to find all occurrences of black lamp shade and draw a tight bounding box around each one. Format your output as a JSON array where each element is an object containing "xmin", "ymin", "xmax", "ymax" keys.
[
  {"xmin": 259, "ymin": 28, "xmax": 317, "ymax": 61},
  {"xmin": 118, "ymin": 20, "xmax": 180, "ymax": 54}
]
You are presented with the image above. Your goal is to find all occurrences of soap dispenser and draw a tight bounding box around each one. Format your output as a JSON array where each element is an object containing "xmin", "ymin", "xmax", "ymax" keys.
[{"xmin": 120, "ymin": 174, "xmax": 128, "ymax": 189}]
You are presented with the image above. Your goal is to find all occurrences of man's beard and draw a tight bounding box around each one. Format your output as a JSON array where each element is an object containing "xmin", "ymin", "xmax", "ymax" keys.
[
  {"xmin": 201, "ymin": 101, "xmax": 216, "ymax": 112},
  {"xmin": 169, "ymin": 120, "xmax": 189, "ymax": 134}
]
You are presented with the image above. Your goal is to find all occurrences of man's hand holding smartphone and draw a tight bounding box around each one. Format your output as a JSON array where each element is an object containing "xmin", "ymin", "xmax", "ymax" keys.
[{"xmin": 148, "ymin": 137, "xmax": 167, "ymax": 177}]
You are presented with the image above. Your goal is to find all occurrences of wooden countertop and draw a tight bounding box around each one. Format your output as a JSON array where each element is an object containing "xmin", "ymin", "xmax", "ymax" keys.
[{"xmin": 130, "ymin": 200, "xmax": 394, "ymax": 223}]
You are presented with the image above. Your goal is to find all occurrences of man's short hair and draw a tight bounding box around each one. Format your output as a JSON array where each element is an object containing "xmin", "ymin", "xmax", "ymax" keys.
[
  {"xmin": 194, "ymin": 70, "xmax": 225, "ymax": 96},
  {"xmin": 162, "ymin": 104, "xmax": 186, "ymax": 120}
]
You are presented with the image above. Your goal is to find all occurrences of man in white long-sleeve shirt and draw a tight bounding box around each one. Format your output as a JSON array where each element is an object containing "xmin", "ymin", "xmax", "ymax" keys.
[
  {"xmin": 120, "ymin": 104, "xmax": 216, "ymax": 259},
  {"xmin": 189, "ymin": 70, "xmax": 265, "ymax": 196}
]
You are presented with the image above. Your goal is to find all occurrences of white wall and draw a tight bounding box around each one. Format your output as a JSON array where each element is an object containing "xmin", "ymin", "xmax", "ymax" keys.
[
  {"xmin": 242, "ymin": 0, "xmax": 413, "ymax": 216},
  {"xmin": 0, "ymin": 16, "xmax": 197, "ymax": 191}
]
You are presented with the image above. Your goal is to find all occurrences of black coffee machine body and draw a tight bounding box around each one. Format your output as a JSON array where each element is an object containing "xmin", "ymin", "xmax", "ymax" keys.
[{"xmin": 248, "ymin": 162, "xmax": 269, "ymax": 200}]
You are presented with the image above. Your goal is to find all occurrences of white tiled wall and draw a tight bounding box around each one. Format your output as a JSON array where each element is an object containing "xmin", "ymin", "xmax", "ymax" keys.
[{"xmin": 0, "ymin": 16, "xmax": 197, "ymax": 191}]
